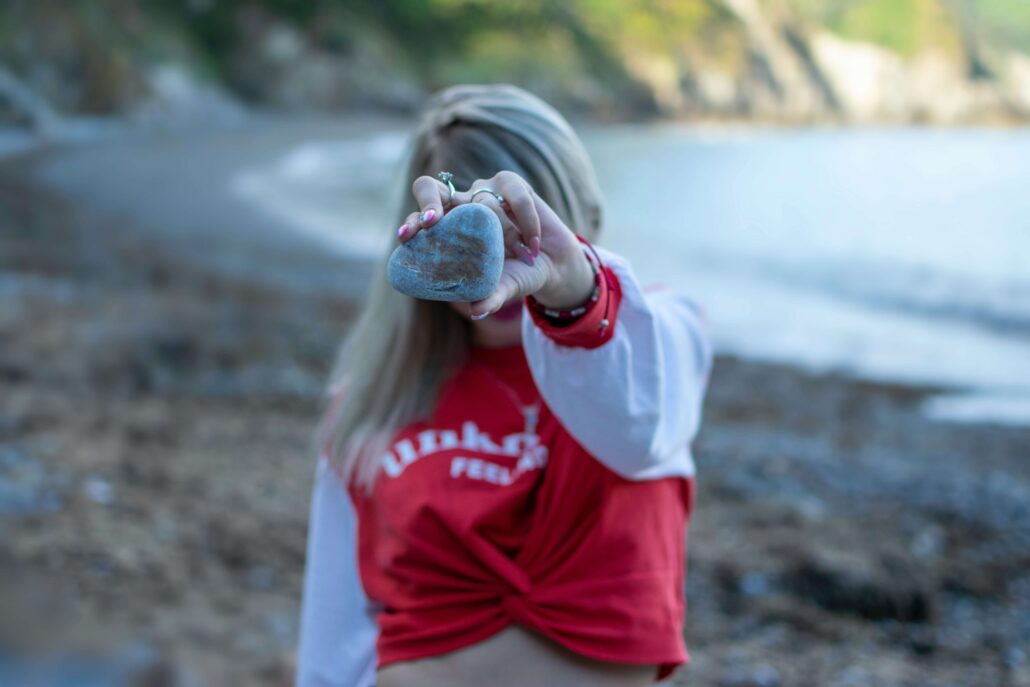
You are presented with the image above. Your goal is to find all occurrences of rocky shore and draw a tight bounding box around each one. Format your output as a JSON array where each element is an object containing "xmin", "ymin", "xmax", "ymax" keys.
[{"xmin": 1, "ymin": 143, "xmax": 1028, "ymax": 686}]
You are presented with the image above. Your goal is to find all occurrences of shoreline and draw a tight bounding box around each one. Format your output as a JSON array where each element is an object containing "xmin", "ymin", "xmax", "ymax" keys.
[
  {"xmin": 24, "ymin": 116, "xmax": 1030, "ymax": 427},
  {"xmin": 2, "ymin": 131, "xmax": 1029, "ymax": 685},
  {"xmin": 20, "ymin": 115, "xmax": 405, "ymax": 298}
]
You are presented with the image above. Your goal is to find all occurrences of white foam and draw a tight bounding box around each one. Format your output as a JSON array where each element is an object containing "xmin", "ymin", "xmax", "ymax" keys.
[
  {"xmin": 231, "ymin": 132, "xmax": 409, "ymax": 258},
  {"xmin": 585, "ymin": 125, "xmax": 1030, "ymax": 426},
  {"xmin": 922, "ymin": 393, "xmax": 1030, "ymax": 427}
]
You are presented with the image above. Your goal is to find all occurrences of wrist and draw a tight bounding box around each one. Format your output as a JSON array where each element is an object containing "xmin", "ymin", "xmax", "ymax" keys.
[
  {"xmin": 533, "ymin": 244, "xmax": 595, "ymax": 310},
  {"xmin": 525, "ymin": 236, "xmax": 618, "ymax": 346}
]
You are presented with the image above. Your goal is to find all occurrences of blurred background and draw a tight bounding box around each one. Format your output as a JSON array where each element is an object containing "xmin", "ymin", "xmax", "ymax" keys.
[{"xmin": 1, "ymin": 1, "xmax": 1028, "ymax": 685}]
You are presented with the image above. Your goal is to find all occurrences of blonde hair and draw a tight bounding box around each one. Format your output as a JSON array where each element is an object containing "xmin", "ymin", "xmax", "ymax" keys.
[{"xmin": 316, "ymin": 84, "xmax": 604, "ymax": 491}]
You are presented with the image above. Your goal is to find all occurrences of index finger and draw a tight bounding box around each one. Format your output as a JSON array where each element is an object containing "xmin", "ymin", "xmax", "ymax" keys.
[
  {"xmin": 497, "ymin": 177, "xmax": 540, "ymax": 257},
  {"xmin": 412, "ymin": 176, "xmax": 450, "ymax": 228}
]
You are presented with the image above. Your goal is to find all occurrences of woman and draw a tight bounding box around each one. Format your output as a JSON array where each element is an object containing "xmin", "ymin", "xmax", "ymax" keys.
[{"xmin": 296, "ymin": 84, "xmax": 712, "ymax": 687}]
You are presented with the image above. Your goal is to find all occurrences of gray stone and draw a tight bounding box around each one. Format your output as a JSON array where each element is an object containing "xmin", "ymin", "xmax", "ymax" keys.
[
  {"xmin": 388, "ymin": 203, "xmax": 503, "ymax": 302},
  {"xmin": 720, "ymin": 664, "xmax": 781, "ymax": 687}
]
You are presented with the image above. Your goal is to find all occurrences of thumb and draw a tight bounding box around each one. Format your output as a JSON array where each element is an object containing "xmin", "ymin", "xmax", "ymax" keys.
[{"xmin": 468, "ymin": 272, "xmax": 520, "ymax": 320}]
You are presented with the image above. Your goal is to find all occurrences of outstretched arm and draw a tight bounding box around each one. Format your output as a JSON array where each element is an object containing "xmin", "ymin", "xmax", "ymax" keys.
[
  {"xmin": 296, "ymin": 456, "xmax": 379, "ymax": 687},
  {"xmin": 398, "ymin": 169, "xmax": 712, "ymax": 479},
  {"xmin": 521, "ymin": 242, "xmax": 713, "ymax": 481}
]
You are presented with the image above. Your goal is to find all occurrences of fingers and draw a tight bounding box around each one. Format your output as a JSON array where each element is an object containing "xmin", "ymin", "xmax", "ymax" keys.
[
  {"xmin": 468, "ymin": 191, "xmax": 534, "ymax": 266},
  {"xmin": 397, "ymin": 210, "xmax": 422, "ymax": 243},
  {"xmin": 399, "ymin": 171, "xmax": 543, "ymax": 261},
  {"xmin": 468, "ymin": 269, "xmax": 520, "ymax": 320},
  {"xmin": 495, "ymin": 172, "xmax": 541, "ymax": 259},
  {"xmin": 399, "ymin": 175, "xmax": 450, "ymax": 242},
  {"xmin": 454, "ymin": 174, "xmax": 539, "ymax": 265},
  {"xmin": 507, "ymin": 229, "xmax": 537, "ymax": 268},
  {"xmin": 413, "ymin": 175, "xmax": 449, "ymax": 223},
  {"xmin": 467, "ymin": 254, "xmax": 550, "ymax": 319}
]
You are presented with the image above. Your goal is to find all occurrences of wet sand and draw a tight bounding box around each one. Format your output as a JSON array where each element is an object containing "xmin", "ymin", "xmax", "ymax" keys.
[{"xmin": 2, "ymin": 127, "xmax": 1028, "ymax": 686}]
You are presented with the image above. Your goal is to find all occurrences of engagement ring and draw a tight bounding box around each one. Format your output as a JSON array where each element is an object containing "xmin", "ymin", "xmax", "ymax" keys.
[{"xmin": 437, "ymin": 171, "xmax": 456, "ymax": 206}]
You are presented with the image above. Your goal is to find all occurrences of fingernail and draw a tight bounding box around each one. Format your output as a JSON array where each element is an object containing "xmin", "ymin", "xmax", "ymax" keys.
[
  {"xmin": 471, "ymin": 310, "xmax": 490, "ymax": 320},
  {"xmin": 530, "ymin": 236, "xmax": 541, "ymax": 257},
  {"xmin": 397, "ymin": 224, "xmax": 407, "ymax": 238},
  {"xmin": 420, "ymin": 209, "xmax": 436, "ymax": 224},
  {"xmin": 519, "ymin": 243, "xmax": 535, "ymax": 266}
]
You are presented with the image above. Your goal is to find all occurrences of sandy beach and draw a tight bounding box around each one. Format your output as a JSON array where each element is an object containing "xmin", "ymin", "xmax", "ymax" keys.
[{"xmin": 2, "ymin": 122, "xmax": 1029, "ymax": 686}]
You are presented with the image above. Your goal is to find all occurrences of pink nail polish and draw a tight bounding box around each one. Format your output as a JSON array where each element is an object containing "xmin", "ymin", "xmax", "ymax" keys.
[
  {"xmin": 519, "ymin": 243, "xmax": 535, "ymax": 266},
  {"xmin": 530, "ymin": 236, "xmax": 541, "ymax": 257},
  {"xmin": 397, "ymin": 224, "xmax": 408, "ymax": 238},
  {"xmin": 420, "ymin": 209, "xmax": 436, "ymax": 224},
  {"xmin": 471, "ymin": 310, "xmax": 490, "ymax": 320}
]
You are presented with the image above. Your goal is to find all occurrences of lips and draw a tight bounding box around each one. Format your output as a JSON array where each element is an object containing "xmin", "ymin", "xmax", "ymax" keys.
[{"xmin": 491, "ymin": 298, "xmax": 524, "ymax": 321}]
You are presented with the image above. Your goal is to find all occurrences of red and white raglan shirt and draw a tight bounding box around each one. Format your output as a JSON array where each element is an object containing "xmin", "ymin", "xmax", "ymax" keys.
[{"xmin": 296, "ymin": 239, "xmax": 713, "ymax": 686}]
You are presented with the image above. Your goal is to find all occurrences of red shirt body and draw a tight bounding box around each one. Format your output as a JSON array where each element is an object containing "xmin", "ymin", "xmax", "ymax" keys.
[{"xmin": 349, "ymin": 341, "xmax": 695, "ymax": 680}]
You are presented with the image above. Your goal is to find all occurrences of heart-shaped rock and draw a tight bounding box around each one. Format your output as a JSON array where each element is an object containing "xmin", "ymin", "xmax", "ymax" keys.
[{"xmin": 387, "ymin": 203, "xmax": 504, "ymax": 302}]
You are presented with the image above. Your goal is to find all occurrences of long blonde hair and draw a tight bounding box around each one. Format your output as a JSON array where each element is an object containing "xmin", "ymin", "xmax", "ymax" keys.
[{"xmin": 316, "ymin": 83, "xmax": 604, "ymax": 491}]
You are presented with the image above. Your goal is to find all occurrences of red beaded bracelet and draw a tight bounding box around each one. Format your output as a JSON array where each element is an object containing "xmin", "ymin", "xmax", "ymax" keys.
[{"xmin": 526, "ymin": 238, "xmax": 612, "ymax": 331}]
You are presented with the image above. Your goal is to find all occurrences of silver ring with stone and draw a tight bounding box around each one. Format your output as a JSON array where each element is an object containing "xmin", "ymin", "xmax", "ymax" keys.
[
  {"xmin": 437, "ymin": 171, "xmax": 456, "ymax": 206},
  {"xmin": 470, "ymin": 188, "xmax": 505, "ymax": 204}
]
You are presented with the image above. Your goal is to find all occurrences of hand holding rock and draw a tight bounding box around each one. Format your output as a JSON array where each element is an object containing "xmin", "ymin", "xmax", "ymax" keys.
[
  {"xmin": 396, "ymin": 170, "xmax": 594, "ymax": 319},
  {"xmin": 387, "ymin": 203, "xmax": 504, "ymax": 302}
]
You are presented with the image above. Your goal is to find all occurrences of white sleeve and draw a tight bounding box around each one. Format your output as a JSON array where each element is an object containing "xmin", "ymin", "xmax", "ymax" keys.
[
  {"xmin": 521, "ymin": 245, "xmax": 713, "ymax": 480},
  {"xmin": 296, "ymin": 456, "xmax": 379, "ymax": 687}
]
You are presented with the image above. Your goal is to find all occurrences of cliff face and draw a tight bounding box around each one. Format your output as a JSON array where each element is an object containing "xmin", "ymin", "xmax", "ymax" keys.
[
  {"xmin": 2, "ymin": 0, "xmax": 1029, "ymax": 125},
  {"xmin": 619, "ymin": 0, "xmax": 1030, "ymax": 123}
]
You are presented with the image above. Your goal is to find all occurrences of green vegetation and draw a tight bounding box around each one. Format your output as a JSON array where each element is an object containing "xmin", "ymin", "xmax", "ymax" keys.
[
  {"xmin": 138, "ymin": 0, "xmax": 747, "ymax": 115},
  {"xmin": 784, "ymin": 0, "xmax": 1030, "ymax": 55},
  {"xmin": 3, "ymin": 0, "xmax": 1030, "ymax": 119},
  {"xmin": 829, "ymin": 0, "xmax": 959, "ymax": 57},
  {"xmin": 968, "ymin": 0, "xmax": 1030, "ymax": 52}
]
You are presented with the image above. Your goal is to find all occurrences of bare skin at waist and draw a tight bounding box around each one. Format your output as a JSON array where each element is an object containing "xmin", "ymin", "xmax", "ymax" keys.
[{"xmin": 377, "ymin": 625, "xmax": 655, "ymax": 687}]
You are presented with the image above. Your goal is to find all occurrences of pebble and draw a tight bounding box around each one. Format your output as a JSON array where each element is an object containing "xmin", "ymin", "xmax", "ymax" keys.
[
  {"xmin": 0, "ymin": 447, "xmax": 64, "ymax": 516},
  {"xmin": 720, "ymin": 664, "xmax": 781, "ymax": 687},
  {"xmin": 388, "ymin": 203, "xmax": 504, "ymax": 302},
  {"xmin": 247, "ymin": 565, "xmax": 276, "ymax": 590},
  {"xmin": 740, "ymin": 572, "xmax": 773, "ymax": 598},
  {"xmin": 83, "ymin": 476, "xmax": 115, "ymax": 505}
]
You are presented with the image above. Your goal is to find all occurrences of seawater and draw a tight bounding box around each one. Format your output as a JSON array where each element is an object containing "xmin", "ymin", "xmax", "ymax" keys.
[{"xmin": 232, "ymin": 125, "xmax": 1030, "ymax": 426}]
